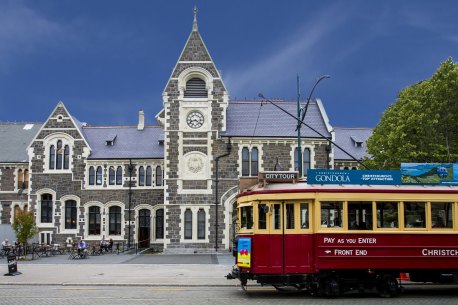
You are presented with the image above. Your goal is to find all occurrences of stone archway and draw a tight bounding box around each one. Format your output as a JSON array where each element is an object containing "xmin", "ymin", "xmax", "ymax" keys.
[{"xmin": 222, "ymin": 186, "xmax": 238, "ymax": 250}]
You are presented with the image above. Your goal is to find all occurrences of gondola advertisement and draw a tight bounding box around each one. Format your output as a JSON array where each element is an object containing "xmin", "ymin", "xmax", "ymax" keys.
[{"xmin": 401, "ymin": 163, "xmax": 458, "ymax": 185}]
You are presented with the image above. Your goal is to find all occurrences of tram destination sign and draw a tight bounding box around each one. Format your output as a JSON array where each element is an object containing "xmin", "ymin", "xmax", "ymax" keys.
[{"xmin": 307, "ymin": 169, "xmax": 401, "ymax": 185}]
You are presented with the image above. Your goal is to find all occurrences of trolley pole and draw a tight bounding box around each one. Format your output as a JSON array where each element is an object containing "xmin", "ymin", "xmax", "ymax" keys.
[{"xmin": 296, "ymin": 75, "xmax": 303, "ymax": 177}]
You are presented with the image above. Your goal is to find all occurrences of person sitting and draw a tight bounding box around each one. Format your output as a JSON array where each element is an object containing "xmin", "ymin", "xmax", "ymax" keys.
[
  {"xmin": 2, "ymin": 239, "xmax": 11, "ymax": 255},
  {"xmin": 77, "ymin": 239, "xmax": 88, "ymax": 258}
]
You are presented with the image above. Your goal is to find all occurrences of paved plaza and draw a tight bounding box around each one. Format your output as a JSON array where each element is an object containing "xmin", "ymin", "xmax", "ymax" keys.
[{"xmin": 0, "ymin": 251, "xmax": 236, "ymax": 287}]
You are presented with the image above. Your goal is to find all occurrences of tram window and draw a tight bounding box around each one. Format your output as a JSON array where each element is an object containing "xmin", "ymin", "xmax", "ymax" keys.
[
  {"xmin": 300, "ymin": 203, "xmax": 309, "ymax": 229},
  {"xmin": 286, "ymin": 203, "xmax": 295, "ymax": 229},
  {"xmin": 431, "ymin": 202, "xmax": 453, "ymax": 229},
  {"xmin": 404, "ymin": 202, "xmax": 426, "ymax": 228},
  {"xmin": 241, "ymin": 206, "xmax": 253, "ymax": 230},
  {"xmin": 273, "ymin": 204, "xmax": 281, "ymax": 230},
  {"xmin": 376, "ymin": 202, "xmax": 399, "ymax": 228},
  {"xmin": 348, "ymin": 202, "xmax": 372, "ymax": 230},
  {"xmin": 320, "ymin": 202, "xmax": 343, "ymax": 228},
  {"xmin": 258, "ymin": 204, "xmax": 267, "ymax": 230}
]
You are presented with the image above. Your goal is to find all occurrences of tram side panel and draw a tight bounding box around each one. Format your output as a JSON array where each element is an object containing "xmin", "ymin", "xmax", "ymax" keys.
[
  {"xmin": 314, "ymin": 233, "xmax": 458, "ymax": 272},
  {"xmin": 284, "ymin": 234, "xmax": 314, "ymax": 273}
]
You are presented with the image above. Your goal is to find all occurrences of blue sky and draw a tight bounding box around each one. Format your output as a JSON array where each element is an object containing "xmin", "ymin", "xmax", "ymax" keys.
[{"xmin": 0, "ymin": 0, "xmax": 456, "ymax": 128}]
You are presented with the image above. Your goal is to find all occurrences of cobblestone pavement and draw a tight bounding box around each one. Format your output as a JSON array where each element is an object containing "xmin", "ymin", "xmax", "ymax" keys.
[{"xmin": 0, "ymin": 285, "xmax": 458, "ymax": 305}]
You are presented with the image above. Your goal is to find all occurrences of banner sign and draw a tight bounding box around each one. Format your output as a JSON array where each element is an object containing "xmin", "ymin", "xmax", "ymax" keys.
[
  {"xmin": 307, "ymin": 169, "xmax": 401, "ymax": 185},
  {"xmin": 401, "ymin": 163, "xmax": 458, "ymax": 185},
  {"xmin": 237, "ymin": 238, "xmax": 251, "ymax": 268}
]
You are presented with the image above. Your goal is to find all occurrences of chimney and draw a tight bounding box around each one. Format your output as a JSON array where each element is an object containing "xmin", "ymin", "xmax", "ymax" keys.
[{"xmin": 137, "ymin": 110, "xmax": 145, "ymax": 130}]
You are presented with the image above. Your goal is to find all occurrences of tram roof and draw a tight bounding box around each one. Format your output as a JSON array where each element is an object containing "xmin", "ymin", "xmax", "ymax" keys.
[{"xmin": 239, "ymin": 182, "xmax": 458, "ymax": 197}]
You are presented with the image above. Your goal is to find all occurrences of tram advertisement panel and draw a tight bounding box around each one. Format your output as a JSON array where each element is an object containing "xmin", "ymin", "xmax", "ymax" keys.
[
  {"xmin": 307, "ymin": 169, "xmax": 401, "ymax": 185},
  {"xmin": 237, "ymin": 238, "xmax": 251, "ymax": 268},
  {"xmin": 401, "ymin": 163, "xmax": 458, "ymax": 185}
]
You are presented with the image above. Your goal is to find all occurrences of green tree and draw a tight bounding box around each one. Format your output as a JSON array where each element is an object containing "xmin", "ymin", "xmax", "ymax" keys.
[
  {"xmin": 12, "ymin": 210, "xmax": 38, "ymax": 253},
  {"xmin": 367, "ymin": 58, "xmax": 458, "ymax": 169}
]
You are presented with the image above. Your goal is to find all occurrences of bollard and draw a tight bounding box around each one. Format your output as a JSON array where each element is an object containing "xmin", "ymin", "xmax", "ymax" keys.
[{"xmin": 4, "ymin": 255, "xmax": 21, "ymax": 276}]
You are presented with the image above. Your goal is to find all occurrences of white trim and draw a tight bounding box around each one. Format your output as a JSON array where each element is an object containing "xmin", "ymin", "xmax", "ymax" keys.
[
  {"xmin": 222, "ymin": 187, "xmax": 238, "ymax": 250},
  {"xmin": 237, "ymin": 144, "xmax": 264, "ymax": 177},
  {"xmin": 180, "ymin": 205, "xmax": 210, "ymax": 243},
  {"xmin": 59, "ymin": 195, "xmax": 81, "ymax": 234},
  {"xmin": 290, "ymin": 143, "xmax": 315, "ymax": 172},
  {"xmin": 35, "ymin": 188, "xmax": 57, "ymax": 228}
]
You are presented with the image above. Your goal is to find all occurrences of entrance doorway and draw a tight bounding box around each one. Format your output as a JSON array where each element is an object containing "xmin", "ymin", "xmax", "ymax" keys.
[{"xmin": 138, "ymin": 209, "xmax": 150, "ymax": 248}]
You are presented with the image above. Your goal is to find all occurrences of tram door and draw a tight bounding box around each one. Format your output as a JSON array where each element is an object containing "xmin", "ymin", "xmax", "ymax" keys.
[{"xmin": 254, "ymin": 202, "xmax": 283, "ymax": 274}]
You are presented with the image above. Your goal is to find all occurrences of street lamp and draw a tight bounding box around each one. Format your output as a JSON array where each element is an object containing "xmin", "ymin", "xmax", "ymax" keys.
[
  {"xmin": 258, "ymin": 81, "xmax": 370, "ymax": 170},
  {"xmin": 296, "ymin": 75, "xmax": 330, "ymax": 177}
]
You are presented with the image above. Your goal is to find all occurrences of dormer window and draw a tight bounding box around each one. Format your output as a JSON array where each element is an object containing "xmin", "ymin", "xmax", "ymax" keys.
[
  {"xmin": 184, "ymin": 77, "xmax": 207, "ymax": 98},
  {"xmin": 351, "ymin": 136, "xmax": 364, "ymax": 148},
  {"xmin": 106, "ymin": 135, "xmax": 117, "ymax": 146}
]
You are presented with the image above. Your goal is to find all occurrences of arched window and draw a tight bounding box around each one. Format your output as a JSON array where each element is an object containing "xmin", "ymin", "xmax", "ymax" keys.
[
  {"xmin": 242, "ymin": 147, "xmax": 258, "ymax": 176},
  {"xmin": 251, "ymin": 147, "xmax": 258, "ymax": 176},
  {"xmin": 184, "ymin": 209, "xmax": 192, "ymax": 239},
  {"xmin": 139, "ymin": 166, "xmax": 145, "ymax": 186},
  {"xmin": 155, "ymin": 209, "xmax": 164, "ymax": 239},
  {"xmin": 294, "ymin": 147, "xmax": 312, "ymax": 176},
  {"xmin": 17, "ymin": 169, "xmax": 23, "ymax": 189},
  {"xmin": 24, "ymin": 169, "xmax": 29, "ymax": 189},
  {"xmin": 96, "ymin": 166, "xmax": 103, "ymax": 185},
  {"xmin": 89, "ymin": 166, "xmax": 95, "ymax": 185},
  {"xmin": 116, "ymin": 166, "xmax": 123, "ymax": 185},
  {"xmin": 14, "ymin": 205, "xmax": 21, "ymax": 221},
  {"xmin": 88, "ymin": 206, "xmax": 101, "ymax": 235},
  {"xmin": 156, "ymin": 166, "xmax": 162, "ymax": 186},
  {"xmin": 109, "ymin": 206, "xmax": 122, "ymax": 235},
  {"xmin": 49, "ymin": 145, "xmax": 55, "ymax": 170},
  {"xmin": 184, "ymin": 77, "xmax": 207, "ymax": 98},
  {"xmin": 242, "ymin": 147, "xmax": 249, "ymax": 176},
  {"xmin": 63, "ymin": 145, "xmax": 70, "ymax": 169},
  {"xmin": 65, "ymin": 200, "xmax": 77, "ymax": 229},
  {"xmin": 197, "ymin": 209, "xmax": 206, "ymax": 240},
  {"xmin": 146, "ymin": 166, "xmax": 152, "ymax": 186},
  {"xmin": 56, "ymin": 140, "xmax": 63, "ymax": 170},
  {"xmin": 303, "ymin": 148, "xmax": 311, "ymax": 176},
  {"xmin": 109, "ymin": 166, "xmax": 115, "ymax": 185},
  {"xmin": 41, "ymin": 193, "xmax": 53, "ymax": 223}
]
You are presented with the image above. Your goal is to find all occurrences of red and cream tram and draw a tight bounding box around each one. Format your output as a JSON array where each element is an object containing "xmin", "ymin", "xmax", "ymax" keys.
[{"xmin": 227, "ymin": 175, "xmax": 458, "ymax": 297}]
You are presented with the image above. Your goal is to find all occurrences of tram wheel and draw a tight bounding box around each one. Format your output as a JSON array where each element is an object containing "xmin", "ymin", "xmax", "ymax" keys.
[
  {"xmin": 376, "ymin": 275, "xmax": 399, "ymax": 298},
  {"xmin": 320, "ymin": 276, "xmax": 341, "ymax": 298}
]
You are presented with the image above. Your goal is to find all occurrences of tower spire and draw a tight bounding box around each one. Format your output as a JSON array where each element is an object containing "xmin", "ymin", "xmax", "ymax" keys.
[{"xmin": 193, "ymin": 5, "xmax": 198, "ymax": 32}]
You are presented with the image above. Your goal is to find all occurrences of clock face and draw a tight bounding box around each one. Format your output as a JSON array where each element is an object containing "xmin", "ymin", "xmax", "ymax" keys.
[{"xmin": 186, "ymin": 111, "xmax": 204, "ymax": 129}]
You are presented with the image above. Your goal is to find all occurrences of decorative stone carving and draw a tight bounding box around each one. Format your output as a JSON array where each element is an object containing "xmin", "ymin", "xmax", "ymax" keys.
[{"xmin": 187, "ymin": 155, "xmax": 203, "ymax": 173}]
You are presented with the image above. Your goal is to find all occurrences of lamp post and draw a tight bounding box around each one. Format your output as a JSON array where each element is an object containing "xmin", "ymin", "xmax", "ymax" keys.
[
  {"xmin": 259, "ymin": 75, "xmax": 370, "ymax": 170},
  {"xmin": 297, "ymin": 75, "xmax": 330, "ymax": 176},
  {"xmin": 128, "ymin": 159, "xmax": 133, "ymax": 249}
]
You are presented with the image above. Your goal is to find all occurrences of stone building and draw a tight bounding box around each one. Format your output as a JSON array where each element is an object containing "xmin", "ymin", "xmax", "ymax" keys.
[{"xmin": 0, "ymin": 13, "xmax": 371, "ymax": 252}]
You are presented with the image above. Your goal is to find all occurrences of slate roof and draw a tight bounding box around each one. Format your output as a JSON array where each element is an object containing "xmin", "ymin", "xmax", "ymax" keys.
[
  {"xmin": 82, "ymin": 126, "xmax": 164, "ymax": 159},
  {"xmin": 0, "ymin": 123, "xmax": 42, "ymax": 163},
  {"xmin": 333, "ymin": 127, "xmax": 372, "ymax": 160},
  {"xmin": 224, "ymin": 100, "xmax": 331, "ymax": 138}
]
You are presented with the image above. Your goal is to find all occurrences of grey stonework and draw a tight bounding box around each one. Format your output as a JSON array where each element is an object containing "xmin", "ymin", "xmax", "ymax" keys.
[
  {"xmin": 0, "ymin": 23, "xmax": 354, "ymax": 253},
  {"xmin": 0, "ymin": 167, "xmax": 15, "ymax": 192}
]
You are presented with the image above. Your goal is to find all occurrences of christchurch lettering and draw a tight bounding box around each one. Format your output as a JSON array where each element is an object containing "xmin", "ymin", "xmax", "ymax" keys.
[{"xmin": 422, "ymin": 249, "xmax": 458, "ymax": 256}]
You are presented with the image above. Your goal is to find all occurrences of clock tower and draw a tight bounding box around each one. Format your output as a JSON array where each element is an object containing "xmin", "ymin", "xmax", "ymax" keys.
[{"xmin": 160, "ymin": 7, "xmax": 229, "ymax": 252}]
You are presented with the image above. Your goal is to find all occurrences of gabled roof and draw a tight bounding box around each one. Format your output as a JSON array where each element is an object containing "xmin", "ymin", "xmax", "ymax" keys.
[
  {"xmin": 82, "ymin": 126, "xmax": 164, "ymax": 159},
  {"xmin": 333, "ymin": 127, "xmax": 372, "ymax": 160},
  {"xmin": 0, "ymin": 123, "xmax": 42, "ymax": 162},
  {"xmin": 223, "ymin": 100, "xmax": 332, "ymax": 138}
]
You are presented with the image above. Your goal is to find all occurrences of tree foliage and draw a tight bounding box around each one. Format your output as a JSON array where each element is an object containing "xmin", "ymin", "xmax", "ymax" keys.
[
  {"xmin": 367, "ymin": 58, "xmax": 458, "ymax": 169},
  {"xmin": 12, "ymin": 210, "xmax": 38, "ymax": 246}
]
